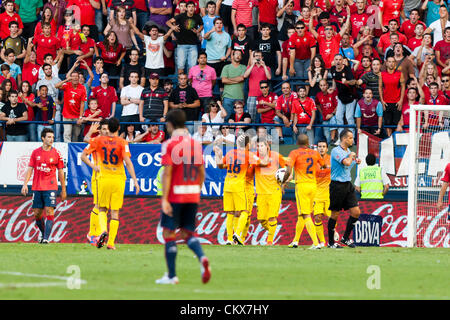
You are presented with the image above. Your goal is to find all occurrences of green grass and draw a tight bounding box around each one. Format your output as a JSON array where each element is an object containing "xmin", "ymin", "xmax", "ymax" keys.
[{"xmin": 0, "ymin": 243, "xmax": 448, "ymax": 300}]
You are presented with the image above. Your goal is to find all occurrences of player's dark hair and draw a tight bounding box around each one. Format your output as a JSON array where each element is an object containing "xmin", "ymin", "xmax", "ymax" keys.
[
  {"xmin": 237, "ymin": 23, "xmax": 247, "ymax": 30},
  {"xmin": 317, "ymin": 139, "xmax": 328, "ymax": 147},
  {"xmin": 429, "ymin": 82, "xmax": 439, "ymax": 88},
  {"xmin": 366, "ymin": 154, "xmax": 376, "ymax": 166},
  {"xmin": 42, "ymin": 63, "xmax": 52, "ymax": 70},
  {"xmin": 100, "ymin": 118, "xmax": 109, "ymax": 127},
  {"xmin": 186, "ymin": 1, "xmax": 195, "ymax": 7},
  {"xmin": 41, "ymin": 127, "xmax": 54, "ymax": 140},
  {"xmin": 198, "ymin": 51, "xmax": 207, "ymax": 59},
  {"xmin": 410, "ymin": 8, "xmax": 420, "ymax": 16},
  {"xmin": 1, "ymin": 64, "xmax": 10, "ymax": 71},
  {"xmin": 44, "ymin": 53, "xmax": 54, "ymax": 60},
  {"xmin": 260, "ymin": 23, "xmax": 271, "ymax": 30},
  {"xmin": 388, "ymin": 19, "xmax": 398, "ymax": 25},
  {"xmin": 166, "ymin": 109, "xmax": 186, "ymax": 129},
  {"xmin": 39, "ymin": 84, "xmax": 48, "ymax": 91},
  {"xmin": 340, "ymin": 129, "xmax": 352, "ymax": 140},
  {"xmin": 108, "ymin": 117, "xmax": 120, "ymax": 133},
  {"xmin": 206, "ymin": 1, "xmax": 216, "ymax": 6},
  {"xmin": 9, "ymin": 89, "xmax": 18, "ymax": 96}
]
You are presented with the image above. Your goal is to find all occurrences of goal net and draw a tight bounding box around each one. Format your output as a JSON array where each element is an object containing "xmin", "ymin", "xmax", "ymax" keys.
[{"xmin": 407, "ymin": 105, "xmax": 450, "ymax": 248}]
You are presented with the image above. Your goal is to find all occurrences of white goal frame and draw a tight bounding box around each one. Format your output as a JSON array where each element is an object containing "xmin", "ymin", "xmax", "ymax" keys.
[{"xmin": 407, "ymin": 104, "xmax": 450, "ymax": 247}]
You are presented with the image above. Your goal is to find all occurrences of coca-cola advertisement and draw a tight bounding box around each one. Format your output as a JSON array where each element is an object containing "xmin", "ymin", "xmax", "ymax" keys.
[{"xmin": 0, "ymin": 196, "xmax": 448, "ymax": 247}]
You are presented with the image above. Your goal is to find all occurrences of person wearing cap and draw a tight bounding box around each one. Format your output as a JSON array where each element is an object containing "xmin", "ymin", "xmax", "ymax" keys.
[{"xmin": 139, "ymin": 72, "xmax": 168, "ymax": 127}]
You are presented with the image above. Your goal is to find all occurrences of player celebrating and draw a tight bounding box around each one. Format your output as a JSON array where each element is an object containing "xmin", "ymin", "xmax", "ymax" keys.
[
  {"xmin": 21, "ymin": 128, "xmax": 66, "ymax": 244},
  {"xmin": 284, "ymin": 134, "xmax": 324, "ymax": 249},
  {"xmin": 156, "ymin": 109, "xmax": 211, "ymax": 285},
  {"xmin": 81, "ymin": 118, "xmax": 140, "ymax": 250},
  {"xmin": 328, "ymin": 129, "xmax": 362, "ymax": 249},
  {"xmin": 83, "ymin": 119, "xmax": 109, "ymax": 246},
  {"xmin": 253, "ymin": 139, "xmax": 287, "ymax": 246},
  {"xmin": 214, "ymin": 135, "xmax": 256, "ymax": 245},
  {"xmin": 437, "ymin": 162, "xmax": 450, "ymax": 222}
]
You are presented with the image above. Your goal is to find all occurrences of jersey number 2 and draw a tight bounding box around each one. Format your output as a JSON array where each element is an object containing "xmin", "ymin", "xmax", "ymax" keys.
[{"xmin": 306, "ymin": 157, "xmax": 313, "ymax": 174}]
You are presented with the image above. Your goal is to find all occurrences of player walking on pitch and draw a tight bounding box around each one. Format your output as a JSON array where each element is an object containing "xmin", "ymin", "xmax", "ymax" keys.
[
  {"xmin": 437, "ymin": 162, "xmax": 450, "ymax": 222},
  {"xmin": 22, "ymin": 128, "xmax": 66, "ymax": 244},
  {"xmin": 81, "ymin": 118, "xmax": 140, "ymax": 250},
  {"xmin": 157, "ymin": 109, "xmax": 211, "ymax": 285},
  {"xmin": 327, "ymin": 129, "xmax": 362, "ymax": 248},
  {"xmin": 284, "ymin": 134, "xmax": 324, "ymax": 249}
]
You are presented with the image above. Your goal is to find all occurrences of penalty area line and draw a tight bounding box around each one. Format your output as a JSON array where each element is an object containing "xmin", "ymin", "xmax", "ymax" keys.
[{"xmin": 0, "ymin": 271, "xmax": 87, "ymax": 287}]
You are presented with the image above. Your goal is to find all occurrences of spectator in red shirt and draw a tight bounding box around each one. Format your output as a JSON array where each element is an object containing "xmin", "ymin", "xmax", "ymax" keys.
[
  {"xmin": 377, "ymin": 19, "xmax": 408, "ymax": 56},
  {"xmin": 329, "ymin": 0, "xmax": 350, "ymax": 27},
  {"xmin": 259, "ymin": 0, "xmax": 279, "ymax": 36},
  {"xmin": 94, "ymin": 31, "xmax": 126, "ymax": 80},
  {"xmin": 256, "ymin": 80, "xmax": 278, "ymax": 124},
  {"xmin": 292, "ymin": 85, "xmax": 316, "ymax": 143},
  {"xmin": 407, "ymin": 23, "xmax": 425, "ymax": 51},
  {"xmin": 55, "ymin": 64, "xmax": 87, "ymax": 142},
  {"xmin": 288, "ymin": 20, "xmax": 317, "ymax": 80},
  {"xmin": 32, "ymin": 22, "xmax": 61, "ymax": 66},
  {"xmin": 231, "ymin": 0, "xmax": 257, "ymax": 42},
  {"xmin": 400, "ymin": 9, "xmax": 426, "ymax": 40},
  {"xmin": 0, "ymin": 64, "xmax": 18, "ymax": 90},
  {"xmin": 81, "ymin": 98, "xmax": 102, "ymax": 137},
  {"xmin": 379, "ymin": 0, "xmax": 405, "ymax": 30},
  {"xmin": 22, "ymin": 42, "xmax": 40, "ymax": 88},
  {"xmin": 134, "ymin": 122, "xmax": 166, "ymax": 143},
  {"xmin": 34, "ymin": 7, "xmax": 58, "ymax": 37},
  {"xmin": 315, "ymin": 79, "xmax": 338, "ymax": 144},
  {"xmin": 434, "ymin": 27, "xmax": 450, "ymax": 70},
  {"xmin": 423, "ymin": 82, "xmax": 447, "ymax": 130},
  {"xmin": 66, "ymin": 0, "xmax": 101, "ymax": 41},
  {"xmin": 0, "ymin": 0, "xmax": 23, "ymax": 40},
  {"xmin": 298, "ymin": 6, "xmax": 317, "ymax": 33},
  {"xmin": 90, "ymin": 72, "xmax": 118, "ymax": 119},
  {"xmin": 309, "ymin": 10, "xmax": 351, "ymax": 69},
  {"xmin": 350, "ymin": 0, "xmax": 369, "ymax": 40},
  {"xmin": 275, "ymin": 81, "xmax": 297, "ymax": 144}
]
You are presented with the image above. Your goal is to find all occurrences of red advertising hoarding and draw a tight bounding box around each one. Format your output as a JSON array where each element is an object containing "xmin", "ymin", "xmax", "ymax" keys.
[{"xmin": 0, "ymin": 196, "xmax": 448, "ymax": 247}]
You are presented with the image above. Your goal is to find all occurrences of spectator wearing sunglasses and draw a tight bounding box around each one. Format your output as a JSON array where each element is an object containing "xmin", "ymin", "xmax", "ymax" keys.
[{"xmin": 288, "ymin": 20, "xmax": 317, "ymax": 80}]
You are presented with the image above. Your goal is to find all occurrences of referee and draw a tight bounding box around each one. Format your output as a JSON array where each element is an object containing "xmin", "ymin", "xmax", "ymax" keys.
[{"xmin": 328, "ymin": 129, "xmax": 362, "ymax": 248}]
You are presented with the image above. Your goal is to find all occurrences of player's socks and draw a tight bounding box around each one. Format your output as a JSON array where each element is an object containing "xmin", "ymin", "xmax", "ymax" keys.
[
  {"xmin": 233, "ymin": 215, "xmax": 239, "ymax": 233},
  {"xmin": 226, "ymin": 214, "xmax": 234, "ymax": 242},
  {"xmin": 236, "ymin": 211, "xmax": 248, "ymax": 238},
  {"xmin": 293, "ymin": 215, "xmax": 305, "ymax": 242},
  {"xmin": 315, "ymin": 221, "xmax": 325, "ymax": 244},
  {"xmin": 260, "ymin": 220, "xmax": 269, "ymax": 231},
  {"xmin": 343, "ymin": 216, "xmax": 358, "ymax": 240},
  {"xmin": 267, "ymin": 219, "xmax": 277, "ymax": 243},
  {"xmin": 89, "ymin": 208, "xmax": 100, "ymax": 236},
  {"xmin": 328, "ymin": 217, "xmax": 337, "ymax": 245},
  {"xmin": 241, "ymin": 216, "xmax": 251, "ymax": 240},
  {"xmin": 43, "ymin": 215, "xmax": 54, "ymax": 241},
  {"xmin": 35, "ymin": 217, "xmax": 45, "ymax": 237},
  {"xmin": 186, "ymin": 236, "xmax": 205, "ymax": 261},
  {"xmin": 304, "ymin": 216, "xmax": 319, "ymax": 246},
  {"xmin": 107, "ymin": 219, "xmax": 119, "ymax": 247},
  {"xmin": 164, "ymin": 238, "xmax": 177, "ymax": 278},
  {"xmin": 98, "ymin": 211, "xmax": 108, "ymax": 233}
]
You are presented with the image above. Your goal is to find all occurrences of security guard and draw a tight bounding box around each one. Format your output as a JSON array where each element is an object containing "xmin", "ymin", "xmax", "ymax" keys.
[{"xmin": 355, "ymin": 154, "xmax": 390, "ymax": 199}]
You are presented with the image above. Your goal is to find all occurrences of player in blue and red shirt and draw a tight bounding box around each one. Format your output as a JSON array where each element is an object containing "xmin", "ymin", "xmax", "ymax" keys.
[
  {"xmin": 437, "ymin": 163, "xmax": 450, "ymax": 222},
  {"xmin": 21, "ymin": 128, "xmax": 66, "ymax": 244},
  {"xmin": 156, "ymin": 109, "xmax": 211, "ymax": 285}
]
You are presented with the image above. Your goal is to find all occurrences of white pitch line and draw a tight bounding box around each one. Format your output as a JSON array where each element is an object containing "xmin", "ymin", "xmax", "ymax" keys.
[
  {"xmin": 0, "ymin": 282, "xmax": 68, "ymax": 288},
  {"xmin": 0, "ymin": 271, "xmax": 87, "ymax": 284}
]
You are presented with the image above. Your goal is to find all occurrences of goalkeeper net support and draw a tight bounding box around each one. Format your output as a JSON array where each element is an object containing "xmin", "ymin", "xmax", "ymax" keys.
[{"xmin": 407, "ymin": 104, "xmax": 450, "ymax": 248}]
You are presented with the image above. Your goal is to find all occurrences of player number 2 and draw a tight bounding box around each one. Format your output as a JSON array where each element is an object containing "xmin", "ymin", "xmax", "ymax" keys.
[
  {"xmin": 102, "ymin": 147, "xmax": 119, "ymax": 165},
  {"xmin": 306, "ymin": 157, "xmax": 313, "ymax": 174}
]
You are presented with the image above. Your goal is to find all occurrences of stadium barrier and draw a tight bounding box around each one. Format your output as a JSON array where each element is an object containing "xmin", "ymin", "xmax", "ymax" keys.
[{"xmin": 0, "ymin": 195, "xmax": 447, "ymax": 247}]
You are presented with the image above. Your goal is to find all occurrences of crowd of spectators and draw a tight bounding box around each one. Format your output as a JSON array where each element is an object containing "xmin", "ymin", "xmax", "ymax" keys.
[{"xmin": 0, "ymin": 0, "xmax": 449, "ymax": 146}]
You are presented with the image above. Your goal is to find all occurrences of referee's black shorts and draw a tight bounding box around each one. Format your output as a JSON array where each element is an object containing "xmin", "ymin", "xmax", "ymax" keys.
[{"xmin": 329, "ymin": 181, "xmax": 359, "ymax": 212}]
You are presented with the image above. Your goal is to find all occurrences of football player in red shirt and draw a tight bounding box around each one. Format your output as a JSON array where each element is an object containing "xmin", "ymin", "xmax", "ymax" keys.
[
  {"xmin": 156, "ymin": 109, "xmax": 211, "ymax": 285},
  {"xmin": 21, "ymin": 128, "xmax": 66, "ymax": 244}
]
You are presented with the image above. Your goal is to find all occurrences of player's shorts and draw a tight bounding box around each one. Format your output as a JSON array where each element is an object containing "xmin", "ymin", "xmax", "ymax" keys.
[
  {"xmin": 313, "ymin": 198, "xmax": 331, "ymax": 217},
  {"xmin": 32, "ymin": 190, "xmax": 57, "ymax": 209},
  {"xmin": 295, "ymin": 183, "xmax": 317, "ymax": 215},
  {"xmin": 98, "ymin": 178, "xmax": 126, "ymax": 211},
  {"xmin": 223, "ymin": 190, "xmax": 248, "ymax": 212},
  {"xmin": 160, "ymin": 202, "xmax": 198, "ymax": 232},
  {"xmin": 256, "ymin": 191, "xmax": 282, "ymax": 220},
  {"xmin": 329, "ymin": 181, "xmax": 358, "ymax": 212},
  {"xmin": 383, "ymin": 103, "xmax": 402, "ymax": 126},
  {"xmin": 245, "ymin": 185, "xmax": 255, "ymax": 215}
]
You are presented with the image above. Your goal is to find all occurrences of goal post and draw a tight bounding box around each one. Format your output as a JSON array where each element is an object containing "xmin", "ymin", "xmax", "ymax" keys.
[{"xmin": 407, "ymin": 104, "xmax": 450, "ymax": 248}]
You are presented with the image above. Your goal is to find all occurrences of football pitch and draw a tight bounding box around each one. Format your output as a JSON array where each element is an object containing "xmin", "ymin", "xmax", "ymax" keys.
[{"xmin": 0, "ymin": 243, "xmax": 448, "ymax": 300}]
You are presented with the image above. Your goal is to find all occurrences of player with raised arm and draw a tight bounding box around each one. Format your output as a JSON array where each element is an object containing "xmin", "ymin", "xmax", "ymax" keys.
[
  {"xmin": 437, "ymin": 162, "xmax": 450, "ymax": 222},
  {"xmin": 81, "ymin": 118, "xmax": 140, "ymax": 250},
  {"xmin": 21, "ymin": 128, "xmax": 66, "ymax": 244},
  {"xmin": 327, "ymin": 129, "xmax": 362, "ymax": 249},
  {"xmin": 284, "ymin": 134, "xmax": 324, "ymax": 249},
  {"xmin": 214, "ymin": 135, "xmax": 256, "ymax": 245},
  {"xmin": 83, "ymin": 119, "xmax": 109, "ymax": 246},
  {"xmin": 156, "ymin": 109, "xmax": 211, "ymax": 285}
]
